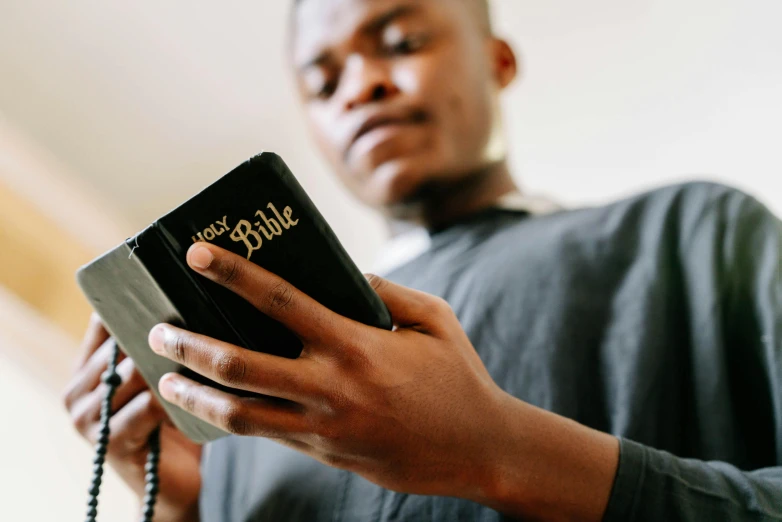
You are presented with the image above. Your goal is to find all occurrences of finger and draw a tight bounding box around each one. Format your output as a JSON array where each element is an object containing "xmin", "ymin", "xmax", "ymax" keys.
[
  {"xmin": 364, "ymin": 273, "xmax": 450, "ymax": 333},
  {"xmin": 158, "ymin": 373, "xmax": 308, "ymax": 438},
  {"xmin": 185, "ymin": 242, "xmax": 345, "ymax": 343},
  {"xmin": 148, "ymin": 323, "xmax": 323, "ymax": 403},
  {"xmin": 62, "ymin": 338, "xmax": 126, "ymax": 411},
  {"xmin": 111, "ymin": 359, "xmax": 149, "ymax": 410},
  {"xmin": 72, "ymin": 312, "xmax": 111, "ymax": 373},
  {"xmin": 69, "ymin": 358, "xmax": 148, "ymax": 436},
  {"xmin": 93, "ymin": 358, "xmax": 149, "ymax": 413},
  {"xmin": 268, "ymin": 437, "xmax": 314, "ymax": 454},
  {"xmin": 94, "ymin": 391, "xmax": 167, "ymax": 456}
]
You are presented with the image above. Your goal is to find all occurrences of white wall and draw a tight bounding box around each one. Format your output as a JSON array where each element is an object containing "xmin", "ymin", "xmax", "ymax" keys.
[
  {"xmin": 0, "ymin": 290, "xmax": 137, "ymax": 521},
  {"xmin": 494, "ymin": 0, "xmax": 782, "ymax": 216},
  {"xmin": 0, "ymin": 354, "xmax": 138, "ymax": 521}
]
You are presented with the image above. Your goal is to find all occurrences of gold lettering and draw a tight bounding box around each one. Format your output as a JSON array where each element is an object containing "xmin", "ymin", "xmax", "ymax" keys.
[
  {"xmin": 268, "ymin": 203, "xmax": 289, "ymax": 230},
  {"xmin": 256, "ymin": 210, "xmax": 282, "ymax": 236},
  {"xmin": 230, "ymin": 219, "xmax": 263, "ymax": 259},
  {"xmin": 194, "ymin": 205, "xmax": 296, "ymax": 257},
  {"xmin": 282, "ymin": 206, "xmax": 299, "ymax": 226},
  {"xmin": 254, "ymin": 221, "xmax": 274, "ymax": 241}
]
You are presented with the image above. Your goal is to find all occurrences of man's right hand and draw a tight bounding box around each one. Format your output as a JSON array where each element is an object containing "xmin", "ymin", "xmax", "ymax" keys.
[{"xmin": 63, "ymin": 313, "xmax": 202, "ymax": 522}]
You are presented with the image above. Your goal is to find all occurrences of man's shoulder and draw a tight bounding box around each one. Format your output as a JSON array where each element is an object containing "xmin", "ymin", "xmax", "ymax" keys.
[
  {"xmin": 648, "ymin": 179, "xmax": 760, "ymax": 206},
  {"xmin": 508, "ymin": 180, "xmax": 776, "ymax": 264},
  {"xmin": 380, "ymin": 180, "xmax": 776, "ymax": 277},
  {"xmin": 567, "ymin": 180, "xmax": 770, "ymax": 237},
  {"xmin": 596, "ymin": 180, "xmax": 753, "ymax": 216}
]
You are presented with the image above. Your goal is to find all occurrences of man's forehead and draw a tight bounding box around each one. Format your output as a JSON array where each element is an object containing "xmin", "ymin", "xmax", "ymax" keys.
[
  {"xmin": 292, "ymin": 0, "xmax": 428, "ymax": 65},
  {"xmin": 291, "ymin": 0, "xmax": 488, "ymax": 69}
]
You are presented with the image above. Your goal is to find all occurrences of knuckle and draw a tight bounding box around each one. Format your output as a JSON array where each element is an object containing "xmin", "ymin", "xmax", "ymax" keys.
[
  {"xmin": 109, "ymin": 424, "xmax": 146, "ymax": 456},
  {"xmin": 71, "ymin": 408, "xmax": 93, "ymax": 436},
  {"xmin": 218, "ymin": 259, "xmax": 242, "ymax": 286},
  {"xmin": 431, "ymin": 295, "xmax": 454, "ymax": 315},
  {"xmin": 320, "ymin": 387, "xmax": 345, "ymax": 413},
  {"xmin": 365, "ymin": 273, "xmax": 386, "ymax": 292},
  {"xmin": 171, "ymin": 334, "xmax": 188, "ymax": 363},
  {"xmin": 332, "ymin": 333, "xmax": 372, "ymax": 369},
  {"xmin": 331, "ymin": 336, "xmax": 354, "ymax": 358},
  {"xmin": 267, "ymin": 281, "xmax": 294, "ymax": 313},
  {"xmin": 308, "ymin": 411, "xmax": 343, "ymax": 444},
  {"xmin": 179, "ymin": 387, "xmax": 196, "ymax": 413},
  {"xmin": 118, "ymin": 433, "xmax": 146, "ymax": 455},
  {"xmin": 126, "ymin": 367, "xmax": 147, "ymax": 390},
  {"xmin": 138, "ymin": 389, "xmax": 157, "ymax": 413},
  {"xmin": 116, "ymin": 356, "xmax": 134, "ymax": 374},
  {"xmin": 138, "ymin": 392, "xmax": 164, "ymax": 423},
  {"xmin": 214, "ymin": 352, "xmax": 247, "ymax": 386},
  {"xmin": 321, "ymin": 452, "xmax": 350, "ymax": 469},
  {"xmin": 61, "ymin": 385, "xmax": 77, "ymax": 411},
  {"xmin": 88, "ymin": 311, "xmax": 102, "ymax": 328},
  {"xmin": 221, "ymin": 402, "xmax": 251, "ymax": 435},
  {"xmin": 85, "ymin": 425, "xmax": 99, "ymax": 446}
]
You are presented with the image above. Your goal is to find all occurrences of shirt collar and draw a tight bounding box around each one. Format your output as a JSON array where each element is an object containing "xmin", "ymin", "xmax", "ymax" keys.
[{"xmin": 370, "ymin": 191, "xmax": 562, "ymax": 275}]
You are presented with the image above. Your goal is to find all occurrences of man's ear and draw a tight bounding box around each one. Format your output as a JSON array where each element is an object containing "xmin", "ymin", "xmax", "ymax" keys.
[{"xmin": 490, "ymin": 38, "xmax": 519, "ymax": 89}]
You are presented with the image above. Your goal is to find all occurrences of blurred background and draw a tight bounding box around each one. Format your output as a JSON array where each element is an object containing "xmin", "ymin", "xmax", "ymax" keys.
[{"xmin": 1, "ymin": 0, "xmax": 780, "ymax": 519}]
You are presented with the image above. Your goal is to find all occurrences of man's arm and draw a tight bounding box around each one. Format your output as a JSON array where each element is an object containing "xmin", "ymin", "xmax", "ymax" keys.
[
  {"xmin": 480, "ymin": 188, "xmax": 782, "ymax": 521},
  {"xmin": 476, "ymin": 403, "xmax": 782, "ymax": 521},
  {"xmin": 604, "ymin": 439, "xmax": 782, "ymax": 521}
]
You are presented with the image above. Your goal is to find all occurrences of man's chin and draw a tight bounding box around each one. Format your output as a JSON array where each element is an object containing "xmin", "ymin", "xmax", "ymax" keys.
[{"xmin": 364, "ymin": 158, "xmax": 428, "ymax": 209}]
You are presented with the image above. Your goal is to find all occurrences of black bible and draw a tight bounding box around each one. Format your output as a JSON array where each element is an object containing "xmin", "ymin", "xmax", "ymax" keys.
[{"xmin": 76, "ymin": 152, "xmax": 393, "ymax": 443}]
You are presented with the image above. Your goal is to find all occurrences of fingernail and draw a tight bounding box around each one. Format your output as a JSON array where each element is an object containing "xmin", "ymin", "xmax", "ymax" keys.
[
  {"xmin": 159, "ymin": 374, "xmax": 178, "ymax": 400},
  {"xmin": 148, "ymin": 324, "xmax": 169, "ymax": 354},
  {"xmin": 188, "ymin": 244, "xmax": 214, "ymax": 270}
]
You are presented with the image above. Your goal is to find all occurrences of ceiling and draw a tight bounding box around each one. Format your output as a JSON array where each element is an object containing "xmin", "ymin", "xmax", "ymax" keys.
[{"xmin": 1, "ymin": 0, "xmax": 780, "ymax": 267}]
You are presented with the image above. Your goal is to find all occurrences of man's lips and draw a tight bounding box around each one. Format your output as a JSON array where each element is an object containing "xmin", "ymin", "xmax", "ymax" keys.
[{"xmin": 346, "ymin": 110, "xmax": 428, "ymax": 159}]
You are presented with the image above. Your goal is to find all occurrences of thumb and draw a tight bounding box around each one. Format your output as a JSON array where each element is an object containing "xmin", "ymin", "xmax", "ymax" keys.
[{"xmin": 364, "ymin": 274, "xmax": 443, "ymax": 332}]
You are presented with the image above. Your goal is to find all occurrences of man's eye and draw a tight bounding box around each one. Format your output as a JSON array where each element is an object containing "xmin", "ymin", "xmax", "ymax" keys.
[
  {"xmin": 314, "ymin": 80, "xmax": 337, "ymax": 100},
  {"xmin": 386, "ymin": 34, "xmax": 428, "ymax": 56}
]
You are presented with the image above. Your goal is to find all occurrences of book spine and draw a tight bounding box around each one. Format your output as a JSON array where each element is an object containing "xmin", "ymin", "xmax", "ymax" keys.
[
  {"xmin": 77, "ymin": 232, "xmax": 229, "ymax": 442},
  {"xmin": 132, "ymin": 224, "xmax": 248, "ymax": 349},
  {"xmin": 260, "ymin": 153, "xmax": 393, "ymax": 330}
]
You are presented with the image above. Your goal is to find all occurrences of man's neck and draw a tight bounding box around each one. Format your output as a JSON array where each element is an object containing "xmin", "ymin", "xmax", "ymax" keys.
[{"xmin": 384, "ymin": 160, "xmax": 520, "ymax": 237}]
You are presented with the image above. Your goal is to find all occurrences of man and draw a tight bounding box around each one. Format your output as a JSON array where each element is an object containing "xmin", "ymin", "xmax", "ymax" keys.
[{"xmin": 63, "ymin": 0, "xmax": 782, "ymax": 520}]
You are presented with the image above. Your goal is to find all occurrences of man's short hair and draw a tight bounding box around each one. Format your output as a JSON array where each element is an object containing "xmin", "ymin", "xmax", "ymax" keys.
[{"xmin": 291, "ymin": 0, "xmax": 493, "ymax": 35}]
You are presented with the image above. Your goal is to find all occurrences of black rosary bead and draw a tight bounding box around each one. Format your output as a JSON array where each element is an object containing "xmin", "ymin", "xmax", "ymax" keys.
[
  {"xmin": 140, "ymin": 428, "xmax": 161, "ymax": 522},
  {"xmin": 101, "ymin": 370, "xmax": 122, "ymax": 387},
  {"xmin": 84, "ymin": 340, "xmax": 162, "ymax": 522}
]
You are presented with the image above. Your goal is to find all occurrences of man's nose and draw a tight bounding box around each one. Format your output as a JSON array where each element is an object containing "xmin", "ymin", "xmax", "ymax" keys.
[{"xmin": 340, "ymin": 54, "xmax": 399, "ymax": 111}]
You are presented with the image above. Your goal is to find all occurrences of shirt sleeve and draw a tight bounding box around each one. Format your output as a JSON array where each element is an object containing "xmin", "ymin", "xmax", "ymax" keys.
[
  {"xmin": 603, "ymin": 438, "xmax": 782, "ymax": 521},
  {"xmin": 603, "ymin": 188, "xmax": 782, "ymax": 522}
]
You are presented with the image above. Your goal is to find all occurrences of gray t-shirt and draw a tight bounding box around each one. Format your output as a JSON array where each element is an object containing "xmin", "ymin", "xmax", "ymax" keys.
[{"xmin": 199, "ymin": 181, "xmax": 782, "ymax": 521}]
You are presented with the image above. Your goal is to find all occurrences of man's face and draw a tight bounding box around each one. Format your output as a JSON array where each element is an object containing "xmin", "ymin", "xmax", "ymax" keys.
[{"xmin": 291, "ymin": 0, "xmax": 510, "ymax": 214}]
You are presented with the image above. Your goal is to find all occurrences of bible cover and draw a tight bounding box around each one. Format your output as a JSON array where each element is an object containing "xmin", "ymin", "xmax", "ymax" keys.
[{"xmin": 76, "ymin": 152, "xmax": 393, "ymax": 443}]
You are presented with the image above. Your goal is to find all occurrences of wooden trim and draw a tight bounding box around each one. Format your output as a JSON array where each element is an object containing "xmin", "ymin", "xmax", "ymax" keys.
[
  {"xmin": 0, "ymin": 117, "xmax": 132, "ymax": 253},
  {"xmin": 0, "ymin": 181, "xmax": 96, "ymax": 339},
  {"xmin": 0, "ymin": 119, "xmax": 131, "ymax": 386}
]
